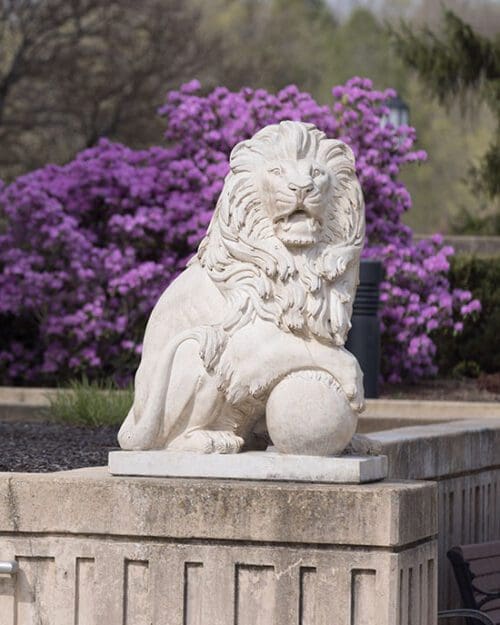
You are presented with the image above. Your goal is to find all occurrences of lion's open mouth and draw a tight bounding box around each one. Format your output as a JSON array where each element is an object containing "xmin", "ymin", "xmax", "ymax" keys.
[
  {"xmin": 275, "ymin": 207, "xmax": 321, "ymax": 233},
  {"xmin": 288, "ymin": 209, "xmax": 309, "ymax": 222}
]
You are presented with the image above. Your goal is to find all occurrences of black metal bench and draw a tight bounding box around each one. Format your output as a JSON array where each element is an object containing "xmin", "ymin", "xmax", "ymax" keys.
[
  {"xmin": 445, "ymin": 540, "xmax": 500, "ymax": 625},
  {"xmin": 438, "ymin": 608, "xmax": 494, "ymax": 624}
]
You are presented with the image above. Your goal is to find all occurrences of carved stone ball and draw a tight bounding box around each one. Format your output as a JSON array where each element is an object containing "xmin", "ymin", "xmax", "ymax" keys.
[{"xmin": 266, "ymin": 370, "xmax": 357, "ymax": 456}]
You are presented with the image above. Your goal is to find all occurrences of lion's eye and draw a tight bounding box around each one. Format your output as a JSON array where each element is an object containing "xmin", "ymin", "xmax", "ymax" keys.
[
  {"xmin": 312, "ymin": 168, "xmax": 322, "ymax": 178},
  {"xmin": 269, "ymin": 168, "xmax": 282, "ymax": 176}
]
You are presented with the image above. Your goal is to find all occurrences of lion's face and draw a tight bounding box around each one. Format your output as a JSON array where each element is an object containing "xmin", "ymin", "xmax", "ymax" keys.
[
  {"xmin": 198, "ymin": 121, "xmax": 365, "ymax": 342},
  {"xmin": 222, "ymin": 121, "xmax": 359, "ymax": 250},
  {"xmin": 256, "ymin": 156, "xmax": 333, "ymax": 247}
]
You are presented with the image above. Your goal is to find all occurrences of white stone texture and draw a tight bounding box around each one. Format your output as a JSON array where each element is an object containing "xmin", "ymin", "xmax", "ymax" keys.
[
  {"xmin": 266, "ymin": 370, "xmax": 357, "ymax": 455},
  {"xmin": 118, "ymin": 121, "xmax": 366, "ymax": 455},
  {"xmin": 108, "ymin": 449, "xmax": 388, "ymax": 483}
]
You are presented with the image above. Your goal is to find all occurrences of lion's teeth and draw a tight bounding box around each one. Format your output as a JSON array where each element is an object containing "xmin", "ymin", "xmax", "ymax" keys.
[{"xmin": 309, "ymin": 217, "xmax": 320, "ymax": 231}]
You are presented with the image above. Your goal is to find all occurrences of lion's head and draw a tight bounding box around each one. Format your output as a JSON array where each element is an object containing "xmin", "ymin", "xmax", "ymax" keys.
[
  {"xmin": 197, "ymin": 121, "xmax": 365, "ymax": 344},
  {"xmin": 230, "ymin": 122, "xmax": 350, "ymax": 247}
]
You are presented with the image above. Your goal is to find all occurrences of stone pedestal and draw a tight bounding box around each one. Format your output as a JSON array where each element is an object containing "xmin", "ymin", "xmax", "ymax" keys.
[
  {"xmin": 108, "ymin": 450, "xmax": 388, "ymax": 483},
  {"xmin": 0, "ymin": 467, "xmax": 437, "ymax": 625}
]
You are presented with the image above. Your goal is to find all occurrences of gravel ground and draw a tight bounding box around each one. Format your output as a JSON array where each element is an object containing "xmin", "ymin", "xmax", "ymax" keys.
[{"xmin": 0, "ymin": 422, "xmax": 120, "ymax": 473}]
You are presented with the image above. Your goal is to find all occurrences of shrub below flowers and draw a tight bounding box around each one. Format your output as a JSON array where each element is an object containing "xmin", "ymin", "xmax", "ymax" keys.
[{"xmin": 0, "ymin": 78, "xmax": 479, "ymax": 385}]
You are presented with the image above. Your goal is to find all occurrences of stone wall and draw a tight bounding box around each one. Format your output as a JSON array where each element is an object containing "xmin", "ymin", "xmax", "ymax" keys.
[
  {"xmin": 372, "ymin": 418, "xmax": 500, "ymax": 614},
  {"xmin": 0, "ymin": 468, "xmax": 437, "ymax": 625}
]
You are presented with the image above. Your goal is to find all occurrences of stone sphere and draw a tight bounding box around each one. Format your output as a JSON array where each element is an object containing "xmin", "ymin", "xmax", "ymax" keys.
[{"xmin": 265, "ymin": 370, "xmax": 357, "ymax": 456}]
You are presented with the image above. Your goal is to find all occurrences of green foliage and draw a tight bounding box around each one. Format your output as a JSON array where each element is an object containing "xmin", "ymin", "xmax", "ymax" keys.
[
  {"xmin": 300, "ymin": 7, "xmax": 494, "ymax": 236},
  {"xmin": 199, "ymin": 0, "xmax": 338, "ymax": 95},
  {"xmin": 436, "ymin": 254, "xmax": 500, "ymax": 376},
  {"xmin": 451, "ymin": 360, "xmax": 482, "ymax": 379},
  {"xmin": 320, "ymin": 9, "xmax": 407, "ymax": 95},
  {"xmin": 400, "ymin": 79, "xmax": 494, "ymax": 234},
  {"xmin": 312, "ymin": 7, "xmax": 495, "ymax": 236},
  {"xmin": 452, "ymin": 200, "xmax": 500, "ymax": 235},
  {"xmin": 0, "ymin": 0, "xmax": 220, "ymax": 182},
  {"xmin": 389, "ymin": 9, "xmax": 500, "ymax": 213},
  {"xmin": 390, "ymin": 10, "xmax": 498, "ymax": 100},
  {"xmin": 48, "ymin": 377, "xmax": 133, "ymax": 427}
]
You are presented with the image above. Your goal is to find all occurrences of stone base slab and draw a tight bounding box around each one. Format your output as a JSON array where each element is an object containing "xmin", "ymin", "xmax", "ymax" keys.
[{"xmin": 108, "ymin": 450, "xmax": 388, "ymax": 483}]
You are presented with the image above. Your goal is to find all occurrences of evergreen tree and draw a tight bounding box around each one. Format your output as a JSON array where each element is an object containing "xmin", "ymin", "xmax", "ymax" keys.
[{"xmin": 390, "ymin": 10, "xmax": 500, "ymax": 230}]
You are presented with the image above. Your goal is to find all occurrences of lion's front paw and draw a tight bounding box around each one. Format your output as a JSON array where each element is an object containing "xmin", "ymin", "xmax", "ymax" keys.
[
  {"xmin": 343, "ymin": 380, "xmax": 365, "ymax": 413},
  {"xmin": 350, "ymin": 395, "xmax": 366, "ymax": 413},
  {"xmin": 340, "ymin": 356, "xmax": 365, "ymax": 413}
]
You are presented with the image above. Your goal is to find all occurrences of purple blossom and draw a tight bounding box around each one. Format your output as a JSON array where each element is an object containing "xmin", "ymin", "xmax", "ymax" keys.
[{"xmin": 0, "ymin": 78, "xmax": 480, "ymax": 384}]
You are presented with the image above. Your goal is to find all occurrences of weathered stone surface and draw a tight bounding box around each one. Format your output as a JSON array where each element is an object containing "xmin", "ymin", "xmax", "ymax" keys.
[
  {"xmin": 266, "ymin": 371, "xmax": 358, "ymax": 455},
  {"xmin": 108, "ymin": 449, "xmax": 388, "ymax": 483},
  {"xmin": 0, "ymin": 468, "xmax": 435, "ymax": 547},
  {"xmin": 360, "ymin": 399, "xmax": 500, "ymax": 433},
  {"xmin": 0, "ymin": 386, "xmax": 52, "ymax": 422},
  {"xmin": 371, "ymin": 418, "xmax": 500, "ymax": 480},
  {"xmin": 0, "ymin": 534, "xmax": 438, "ymax": 625},
  {"xmin": 8, "ymin": 413, "xmax": 498, "ymax": 623},
  {"xmin": 0, "ymin": 470, "xmax": 437, "ymax": 625}
]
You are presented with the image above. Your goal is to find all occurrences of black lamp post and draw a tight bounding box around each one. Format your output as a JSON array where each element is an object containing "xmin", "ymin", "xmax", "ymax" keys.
[
  {"xmin": 386, "ymin": 95, "xmax": 409, "ymax": 127},
  {"xmin": 345, "ymin": 260, "xmax": 384, "ymax": 399}
]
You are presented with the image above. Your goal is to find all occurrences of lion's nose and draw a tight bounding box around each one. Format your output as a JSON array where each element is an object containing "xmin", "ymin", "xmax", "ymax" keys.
[{"xmin": 288, "ymin": 181, "xmax": 314, "ymax": 198}]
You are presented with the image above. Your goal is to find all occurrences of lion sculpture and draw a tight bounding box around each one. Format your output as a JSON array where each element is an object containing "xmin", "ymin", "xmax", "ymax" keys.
[{"xmin": 118, "ymin": 121, "xmax": 366, "ymax": 455}]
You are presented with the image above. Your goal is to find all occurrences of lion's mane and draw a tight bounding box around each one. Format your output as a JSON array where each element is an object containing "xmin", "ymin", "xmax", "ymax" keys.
[{"xmin": 197, "ymin": 121, "xmax": 365, "ymax": 345}]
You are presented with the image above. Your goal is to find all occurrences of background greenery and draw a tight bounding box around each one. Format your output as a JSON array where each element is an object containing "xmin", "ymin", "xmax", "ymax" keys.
[
  {"xmin": 390, "ymin": 7, "xmax": 500, "ymax": 234},
  {"xmin": 1, "ymin": 0, "xmax": 498, "ymax": 234},
  {"xmin": 48, "ymin": 377, "xmax": 133, "ymax": 426},
  {"xmin": 436, "ymin": 254, "xmax": 500, "ymax": 377}
]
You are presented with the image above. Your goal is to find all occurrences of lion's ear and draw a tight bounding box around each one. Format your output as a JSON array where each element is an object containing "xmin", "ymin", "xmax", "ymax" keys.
[
  {"xmin": 230, "ymin": 140, "xmax": 258, "ymax": 174},
  {"xmin": 318, "ymin": 139, "xmax": 356, "ymax": 174}
]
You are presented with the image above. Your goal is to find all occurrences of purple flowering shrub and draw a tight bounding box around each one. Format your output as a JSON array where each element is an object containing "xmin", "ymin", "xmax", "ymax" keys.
[
  {"xmin": 0, "ymin": 143, "xmax": 182, "ymax": 383},
  {"xmin": 0, "ymin": 77, "xmax": 479, "ymax": 385},
  {"xmin": 374, "ymin": 237, "xmax": 479, "ymax": 382}
]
